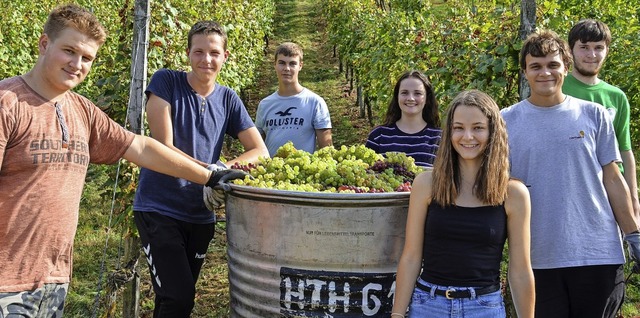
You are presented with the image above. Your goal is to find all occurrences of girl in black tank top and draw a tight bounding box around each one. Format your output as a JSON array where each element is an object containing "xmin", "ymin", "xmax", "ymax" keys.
[{"xmin": 390, "ymin": 90, "xmax": 534, "ymax": 318}]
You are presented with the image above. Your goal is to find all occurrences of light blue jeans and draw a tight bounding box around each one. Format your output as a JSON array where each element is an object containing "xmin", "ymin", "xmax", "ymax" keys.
[{"xmin": 408, "ymin": 278, "xmax": 505, "ymax": 318}]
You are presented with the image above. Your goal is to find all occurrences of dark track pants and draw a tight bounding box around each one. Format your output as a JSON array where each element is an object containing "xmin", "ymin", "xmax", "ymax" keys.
[
  {"xmin": 533, "ymin": 264, "xmax": 625, "ymax": 318},
  {"xmin": 134, "ymin": 211, "xmax": 215, "ymax": 318}
]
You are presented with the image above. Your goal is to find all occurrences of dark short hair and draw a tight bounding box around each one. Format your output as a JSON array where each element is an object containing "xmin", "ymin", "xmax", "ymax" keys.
[
  {"xmin": 568, "ymin": 19, "xmax": 611, "ymax": 50},
  {"xmin": 44, "ymin": 4, "xmax": 106, "ymax": 45},
  {"xmin": 187, "ymin": 21, "xmax": 227, "ymax": 50},
  {"xmin": 519, "ymin": 29, "xmax": 572, "ymax": 70}
]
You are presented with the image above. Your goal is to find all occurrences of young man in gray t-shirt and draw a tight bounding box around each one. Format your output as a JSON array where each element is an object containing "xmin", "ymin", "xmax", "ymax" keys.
[{"xmin": 501, "ymin": 29, "xmax": 640, "ymax": 318}]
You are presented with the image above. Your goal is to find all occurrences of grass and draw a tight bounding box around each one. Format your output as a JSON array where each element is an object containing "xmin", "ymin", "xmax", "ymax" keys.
[{"xmin": 68, "ymin": 0, "xmax": 640, "ymax": 317}]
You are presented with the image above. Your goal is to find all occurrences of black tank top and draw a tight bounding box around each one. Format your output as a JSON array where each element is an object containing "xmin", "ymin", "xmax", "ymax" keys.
[{"xmin": 419, "ymin": 202, "xmax": 507, "ymax": 287}]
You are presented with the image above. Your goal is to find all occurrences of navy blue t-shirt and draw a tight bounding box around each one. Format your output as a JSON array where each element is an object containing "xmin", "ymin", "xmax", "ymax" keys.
[{"xmin": 133, "ymin": 69, "xmax": 255, "ymax": 223}]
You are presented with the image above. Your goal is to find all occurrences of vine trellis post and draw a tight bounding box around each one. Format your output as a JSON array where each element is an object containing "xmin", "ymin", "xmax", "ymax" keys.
[
  {"xmin": 123, "ymin": 0, "xmax": 150, "ymax": 317},
  {"xmin": 518, "ymin": 0, "xmax": 536, "ymax": 101}
]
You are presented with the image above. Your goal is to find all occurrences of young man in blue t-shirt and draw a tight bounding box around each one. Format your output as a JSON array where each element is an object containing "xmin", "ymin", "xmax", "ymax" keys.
[{"xmin": 132, "ymin": 21, "xmax": 268, "ymax": 317}]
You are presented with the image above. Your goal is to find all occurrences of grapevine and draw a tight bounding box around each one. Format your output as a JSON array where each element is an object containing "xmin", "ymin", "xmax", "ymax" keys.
[{"xmin": 230, "ymin": 142, "xmax": 423, "ymax": 193}]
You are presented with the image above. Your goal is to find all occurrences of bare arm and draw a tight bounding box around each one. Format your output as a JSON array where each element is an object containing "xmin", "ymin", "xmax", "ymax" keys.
[
  {"xmin": 621, "ymin": 150, "xmax": 640, "ymax": 222},
  {"xmin": 390, "ymin": 171, "xmax": 432, "ymax": 316},
  {"xmin": 603, "ymin": 161, "xmax": 640, "ymax": 234},
  {"xmin": 123, "ymin": 135, "xmax": 211, "ymax": 185},
  {"xmin": 315, "ymin": 128, "xmax": 333, "ymax": 149},
  {"xmin": 225, "ymin": 127, "xmax": 269, "ymax": 166},
  {"xmin": 146, "ymin": 93, "xmax": 208, "ymax": 168},
  {"xmin": 505, "ymin": 180, "xmax": 535, "ymax": 318}
]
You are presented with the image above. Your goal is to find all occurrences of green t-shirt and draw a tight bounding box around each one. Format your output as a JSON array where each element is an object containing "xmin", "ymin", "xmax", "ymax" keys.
[{"xmin": 563, "ymin": 73, "xmax": 631, "ymax": 152}]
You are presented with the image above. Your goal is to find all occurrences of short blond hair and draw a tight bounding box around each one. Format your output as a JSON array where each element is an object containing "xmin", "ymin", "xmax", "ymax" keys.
[{"xmin": 44, "ymin": 4, "xmax": 106, "ymax": 45}]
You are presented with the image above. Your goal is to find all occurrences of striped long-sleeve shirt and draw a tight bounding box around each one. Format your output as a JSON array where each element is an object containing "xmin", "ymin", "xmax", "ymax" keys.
[{"xmin": 365, "ymin": 124, "xmax": 441, "ymax": 167}]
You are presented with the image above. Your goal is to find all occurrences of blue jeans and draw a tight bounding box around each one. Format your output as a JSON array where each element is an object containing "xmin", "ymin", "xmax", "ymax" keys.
[{"xmin": 408, "ymin": 278, "xmax": 505, "ymax": 318}]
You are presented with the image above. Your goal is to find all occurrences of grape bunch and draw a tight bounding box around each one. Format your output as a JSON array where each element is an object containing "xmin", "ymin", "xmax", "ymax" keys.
[
  {"xmin": 368, "ymin": 161, "xmax": 415, "ymax": 182},
  {"xmin": 231, "ymin": 142, "xmax": 423, "ymax": 193},
  {"xmin": 337, "ymin": 185, "xmax": 389, "ymax": 193},
  {"xmin": 395, "ymin": 181, "xmax": 412, "ymax": 192},
  {"xmin": 229, "ymin": 162, "xmax": 258, "ymax": 171}
]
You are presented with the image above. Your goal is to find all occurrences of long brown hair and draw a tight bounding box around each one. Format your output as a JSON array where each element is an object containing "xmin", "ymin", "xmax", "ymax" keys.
[
  {"xmin": 431, "ymin": 90, "xmax": 509, "ymax": 206},
  {"xmin": 383, "ymin": 70, "xmax": 440, "ymax": 128}
]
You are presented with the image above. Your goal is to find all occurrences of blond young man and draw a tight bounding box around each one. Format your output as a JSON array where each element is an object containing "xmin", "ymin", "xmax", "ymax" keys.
[{"xmin": 0, "ymin": 5, "xmax": 241, "ymax": 316}]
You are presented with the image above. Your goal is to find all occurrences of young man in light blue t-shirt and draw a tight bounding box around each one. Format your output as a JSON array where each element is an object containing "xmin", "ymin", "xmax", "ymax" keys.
[{"xmin": 255, "ymin": 42, "xmax": 332, "ymax": 156}]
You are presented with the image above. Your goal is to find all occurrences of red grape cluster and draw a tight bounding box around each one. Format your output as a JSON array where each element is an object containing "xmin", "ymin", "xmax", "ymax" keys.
[
  {"xmin": 395, "ymin": 182, "xmax": 412, "ymax": 192},
  {"xmin": 337, "ymin": 185, "xmax": 387, "ymax": 193},
  {"xmin": 368, "ymin": 161, "xmax": 416, "ymax": 181},
  {"xmin": 229, "ymin": 162, "xmax": 257, "ymax": 172}
]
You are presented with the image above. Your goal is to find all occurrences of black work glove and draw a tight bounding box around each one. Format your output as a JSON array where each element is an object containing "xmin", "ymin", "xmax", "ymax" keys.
[
  {"xmin": 624, "ymin": 231, "xmax": 640, "ymax": 274},
  {"xmin": 203, "ymin": 166, "xmax": 250, "ymax": 210}
]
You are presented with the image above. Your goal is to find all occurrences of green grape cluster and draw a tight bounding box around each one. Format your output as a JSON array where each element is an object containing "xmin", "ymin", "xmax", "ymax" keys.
[{"xmin": 231, "ymin": 142, "xmax": 423, "ymax": 193}]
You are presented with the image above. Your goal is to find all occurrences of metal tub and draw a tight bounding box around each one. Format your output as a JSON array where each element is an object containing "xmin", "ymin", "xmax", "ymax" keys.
[{"xmin": 225, "ymin": 184, "xmax": 409, "ymax": 317}]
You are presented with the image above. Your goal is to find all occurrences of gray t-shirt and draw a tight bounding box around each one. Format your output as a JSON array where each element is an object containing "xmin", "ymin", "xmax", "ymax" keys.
[
  {"xmin": 501, "ymin": 96, "xmax": 624, "ymax": 269},
  {"xmin": 255, "ymin": 88, "xmax": 331, "ymax": 156}
]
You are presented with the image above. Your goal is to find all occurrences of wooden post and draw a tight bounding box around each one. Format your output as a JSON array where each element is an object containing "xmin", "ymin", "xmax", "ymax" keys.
[
  {"xmin": 123, "ymin": 0, "xmax": 150, "ymax": 317},
  {"xmin": 127, "ymin": 0, "xmax": 150, "ymax": 135},
  {"xmin": 122, "ymin": 235, "xmax": 141, "ymax": 318},
  {"xmin": 518, "ymin": 0, "xmax": 536, "ymax": 101},
  {"xmin": 357, "ymin": 85, "xmax": 364, "ymax": 118}
]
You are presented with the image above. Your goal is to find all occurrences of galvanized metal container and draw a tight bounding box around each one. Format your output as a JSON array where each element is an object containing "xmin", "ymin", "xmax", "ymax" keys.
[{"xmin": 225, "ymin": 184, "xmax": 410, "ymax": 317}]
